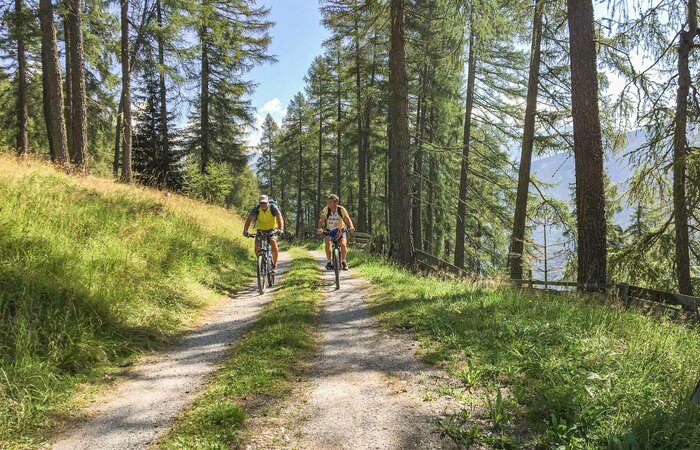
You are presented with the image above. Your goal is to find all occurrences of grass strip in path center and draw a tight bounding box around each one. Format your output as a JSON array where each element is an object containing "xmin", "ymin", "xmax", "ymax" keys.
[{"xmin": 156, "ymin": 248, "xmax": 321, "ymax": 449}]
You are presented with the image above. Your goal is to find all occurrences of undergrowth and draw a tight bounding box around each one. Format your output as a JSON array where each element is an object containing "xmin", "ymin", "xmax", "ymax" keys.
[{"xmin": 352, "ymin": 251, "xmax": 700, "ymax": 449}]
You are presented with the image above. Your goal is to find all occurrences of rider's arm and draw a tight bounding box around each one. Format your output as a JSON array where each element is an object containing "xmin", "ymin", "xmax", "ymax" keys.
[
  {"xmin": 275, "ymin": 210, "xmax": 285, "ymax": 232},
  {"xmin": 243, "ymin": 214, "xmax": 254, "ymax": 234},
  {"xmin": 317, "ymin": 208, "xmax": 326, "ymax": 233},
  {"xmin": 343, "ymin": 210, "xmax": 355, "ymax": 231}
]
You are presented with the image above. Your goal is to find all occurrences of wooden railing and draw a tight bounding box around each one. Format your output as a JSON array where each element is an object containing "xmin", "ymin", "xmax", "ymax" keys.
[{"xmin": 410, "ymin": 248, "xmax": 700, "ymax": 320}]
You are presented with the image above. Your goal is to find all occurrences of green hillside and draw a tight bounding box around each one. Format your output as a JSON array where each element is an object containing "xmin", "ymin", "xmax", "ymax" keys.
[{"xmin": 0, "ymin": 156, "xmax": 254, "ymax": 448}]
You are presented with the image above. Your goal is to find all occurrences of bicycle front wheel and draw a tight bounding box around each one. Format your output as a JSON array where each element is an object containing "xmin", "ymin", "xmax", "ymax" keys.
[
  {"xmin": 257, "ymin": 254, "xmax": 265, "ymax": 294},
  {"xmin": 333, "ymin": 247, "xmax": 340, "ymax": 290}
]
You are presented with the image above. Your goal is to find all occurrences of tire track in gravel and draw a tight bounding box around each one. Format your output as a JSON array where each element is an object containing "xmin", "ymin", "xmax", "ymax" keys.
[
  {"xmin": 245, "ymin": 250, "xmax": 460, "ymax": 449},
  {"xmin": 51, "ymin": 251, "xmax": 291, "ymax": 450}
]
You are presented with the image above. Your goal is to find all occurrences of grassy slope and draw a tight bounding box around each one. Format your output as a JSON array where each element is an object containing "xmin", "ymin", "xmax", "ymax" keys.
[
  {"xmin": 0, "ymin": 156, "xmax": 254, "ymax": 448},
  {"xmin": 157, "ymin": 248, "xmax": 320, "ymax": 449},
  {"xmin": 351, "ymin": 252, "xmax": 700, "ymax": 449}
]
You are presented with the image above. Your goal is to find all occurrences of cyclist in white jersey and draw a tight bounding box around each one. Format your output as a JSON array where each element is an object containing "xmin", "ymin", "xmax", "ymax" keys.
[{"xmin": 316, "ymin": 194, "xmax": 355, "ymax": 270}]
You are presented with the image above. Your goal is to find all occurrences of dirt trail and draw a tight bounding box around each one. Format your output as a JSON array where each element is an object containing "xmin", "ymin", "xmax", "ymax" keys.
[
  {"xmin": 51, "ymin": 252, "xmax": 291, "ymax": 450},
  {"xmin": 246, "ymin": 250, "xmax": 458, "ymax": 449}
]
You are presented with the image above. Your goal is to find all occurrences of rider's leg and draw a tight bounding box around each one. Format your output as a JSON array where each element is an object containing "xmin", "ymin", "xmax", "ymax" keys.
[
  {"xmin": 270, "ymin": 238, "xmax": 279, "ymax": 266},
  {"xmin": 324, "ymin": 236, "xmax": 332, "ymax": 261},
  {"xmin": 255, "ymin": 241, "xmax": 261, "ymax": 255},
  {"xmin": 340, "ymin": 237, "xmax": 348, "ymax": 262}
]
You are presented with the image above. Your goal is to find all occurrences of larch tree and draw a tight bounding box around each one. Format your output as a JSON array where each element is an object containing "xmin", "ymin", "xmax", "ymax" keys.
[
  {"xmin": 120, "ymin": 0, "xmax": 132, "ymax": 182},
  {"xmin": 67, "ymin": 0, "xmax": 88, "ymax": 171},
  {"xmin": 566, "ymin": 0, "xmax": 607, "ymax": 289},
  {"xmin": 388, "ymin": 0, "xmax": 413, "ymax": 266}
]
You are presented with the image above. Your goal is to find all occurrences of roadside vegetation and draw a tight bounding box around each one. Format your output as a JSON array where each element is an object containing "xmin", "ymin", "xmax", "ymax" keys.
[
  {"xmin": 0, "ymin": 156, "xmax": 254, "ymax": 448},
  {"xmin": 157, "ymin": 248, "xmax": 321, "ymax": 449},
  {"xmin": 352, "ymin": 252, "xmax": 700, "ymax": 449}
]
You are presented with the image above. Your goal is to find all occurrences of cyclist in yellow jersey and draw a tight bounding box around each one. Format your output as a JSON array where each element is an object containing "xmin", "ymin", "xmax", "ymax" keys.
[
  {"xmin": 316, "ymin": 194, "xmax": 355, "ymax": 270},
  {"xmin": 243, "ymin": 195, "xmax": 284, "ymax": 271}
]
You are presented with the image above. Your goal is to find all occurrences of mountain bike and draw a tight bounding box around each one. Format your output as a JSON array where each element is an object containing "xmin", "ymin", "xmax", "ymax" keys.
[
  {"xmin": 247, "ymin": 229, "xmax": 279, "ymax": 294},
  {"xmin": 323, "ymin": 227, "xmax": 349, "ymax": 290}
]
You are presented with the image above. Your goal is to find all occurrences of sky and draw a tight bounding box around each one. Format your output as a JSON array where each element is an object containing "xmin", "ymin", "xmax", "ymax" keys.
[{"xmin": 246, "ymin": 1, "xmax": 330, "ymax": 148}]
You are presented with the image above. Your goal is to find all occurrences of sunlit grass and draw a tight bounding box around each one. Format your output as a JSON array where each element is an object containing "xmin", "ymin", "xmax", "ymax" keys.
[
  {"xmin": 352, "ymin": 251, "xmax": 700, "ymax": 449},
  {"xmin": 157, "ymin": 248, "xmax": 321, "ymax": 449},
  {"xmin": 0, "ymin": 155, "xmax": 254, "ymax": 448}
]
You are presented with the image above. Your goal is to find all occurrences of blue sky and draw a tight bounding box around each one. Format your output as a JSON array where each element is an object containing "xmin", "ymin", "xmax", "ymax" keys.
[{"xmin": 247, "ymin": 1, "xmax": 330, "ymax": 147}]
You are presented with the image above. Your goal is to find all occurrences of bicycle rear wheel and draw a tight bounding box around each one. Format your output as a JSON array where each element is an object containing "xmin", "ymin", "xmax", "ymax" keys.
[
  {"xmin": 257, "ymin": 254, "xmax": 265, "ymax": 294},
  {"xmin": 333, "ymin": 247, "xmax": 340, "ymax": 290}
]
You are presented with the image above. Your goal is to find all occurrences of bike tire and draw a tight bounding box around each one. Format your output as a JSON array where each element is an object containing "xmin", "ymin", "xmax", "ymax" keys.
[
  {"xmin": 333, "ymin": 247, "xmax": 340, "ymax": 290},
  {"xmin": 267, "ymin": 260, "xmax": 275, "ymax": 287},
  {"xmin": 257, "ymin": 254, "xmax": 265, "ymax": 294}
]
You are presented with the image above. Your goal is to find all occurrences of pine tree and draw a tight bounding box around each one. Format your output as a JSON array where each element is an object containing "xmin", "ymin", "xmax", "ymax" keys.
[{"xmin": 256, "ymin": 113, "xmax": 278, "ymax": 195}]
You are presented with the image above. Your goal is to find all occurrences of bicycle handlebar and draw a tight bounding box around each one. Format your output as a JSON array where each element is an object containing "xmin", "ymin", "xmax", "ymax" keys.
[
  {"xmin": 322, "ymin": 227, "xmax": 351, "ymax": 236},
  {"xmin": 245, "ymin": 229, "xmax": 282, "ymax": 238}
]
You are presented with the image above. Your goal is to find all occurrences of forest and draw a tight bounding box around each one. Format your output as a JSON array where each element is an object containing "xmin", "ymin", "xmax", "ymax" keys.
[{"xmin": 1, "ymin": 0, "xmax": 698, "ymax": 294}]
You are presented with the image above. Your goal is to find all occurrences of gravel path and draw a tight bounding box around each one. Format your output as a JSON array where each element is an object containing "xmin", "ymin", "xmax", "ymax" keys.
[
  {"xmin": 246, "ymin": 250, "xmax": 458, "ymax": 449},
  {"xmin": 51, "ymin": 252, "xmax": 291, "ymax": 450}
]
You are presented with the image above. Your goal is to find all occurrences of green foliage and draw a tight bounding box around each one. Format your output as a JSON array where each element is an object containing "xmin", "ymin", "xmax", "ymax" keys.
[
  {"xmin": 352, "ymin": 251, "xmax": 700, "ymax": 448},
  {"xmin": 157, "ymin": 248, "xmax": 320, "ymax": 449},
  {"xmin": 0, "ymin": 157, "xmax": 254, "ymax": 448}
]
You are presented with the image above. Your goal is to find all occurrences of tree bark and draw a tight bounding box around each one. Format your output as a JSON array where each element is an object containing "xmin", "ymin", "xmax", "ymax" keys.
[
  {"xmin": 67, "ymin": 0, "xmax": 88, "ymax": 171},
  {"xmin": 388, "ymin": 0, "xmax": 414, "ymax": 266},
  {"xmin": 316, "ymin": 76, "xmax": 324, "ymax": 223},
  {"xmin": 672, "ymin": 0, "xmax": 697, "ymax": 295},
  {"xmin": 412, "ymin": 66, "xmax": 428, "ymax": 251},
  {"xmin": 113, "ymin": 97, "xmax": 123, "ymax": 177},
  {"xmin": 15, "ymin": 0, "xmax": 29, "ymax": 157},
  {"xmin": 120, "ymin": 0, "xmax": 133, "ymax": 183},
  {"xmin": 296, "ymin": 119, "xmax": 304, "ymax": 235},
  {"xmin": 335, "ymin": 39, "xmax": 342, "ymax": 200},
  {"xmin": 510, "ymin": 0, "xmax": 544, "ymax": 281},
  {"xmin": 39, "ymin": 0, "xmax": 68, "ymax": 166},
  {"xmin": 200, "ymin": 21, "xmax": 211, "ymax": 175},
  {"xmin": 41, "ymin": 43, "xmax": 56, "ymax": 161},
  {"xmin": 567, "ymin": 0, "xmax": 607, "ymax": 290},
  {"xmin": 425, "ymin": 106, "xmax": 436, "ymax": 254},
  {"xmin": 63, "ymin": 13, "xmax": 72, "ymax": 153},
  {"xmin": 157, "ymin": 0, "xmax": 170, "ymax": 186},
  {"xmin": 455, "ymin": 29, "xmax": 476, "ymax": 269},
  {"xmin": 355, "ymin": 12, "xmax": 367, "ymax": 231}
]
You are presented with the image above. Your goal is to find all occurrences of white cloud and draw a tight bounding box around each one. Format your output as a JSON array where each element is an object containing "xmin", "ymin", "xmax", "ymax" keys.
[
  {"xmin": 260, "ymin": 98, "xmax": 287, "ymax": 121},
  {"xmin": 245, "ymin": 98, "xmax": 286, "ymax": 156}
]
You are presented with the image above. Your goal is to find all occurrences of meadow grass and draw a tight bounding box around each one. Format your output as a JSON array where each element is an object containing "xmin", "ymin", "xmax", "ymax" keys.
[
  {"xmin": 0, "ymin": 156, "xmax": 254, "ymax": 448},
  {"xmin": 351, "ymin": 252, "xmax": 700, "ymax": 449},
  {"xmin": 156, "ymin": 248, "xmax": 320, "ymax": 449}
]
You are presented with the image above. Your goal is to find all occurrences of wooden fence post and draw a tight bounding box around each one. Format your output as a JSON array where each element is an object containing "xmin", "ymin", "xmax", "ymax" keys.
[
  {"xmin": 618, "ymin": 283, "xmax": 629, "ymax": 305},
  {"xmin": 528, "ymin": 269, "xmax": 533, "ymax": 289}
]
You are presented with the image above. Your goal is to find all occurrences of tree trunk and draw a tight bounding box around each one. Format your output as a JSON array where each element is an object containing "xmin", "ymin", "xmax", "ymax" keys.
[
  {"xmin": 120, "ymin": 0, "xmax": 133, "ymax": 183},
  {"xmin": 672, "ymin": 0, "xmax": 697, "ymax": 295},
  {"xmin": 268, "ymin": 139, "xmax": 274, "ymax": 196},
  {"xmin": 365, "ymin": 49, "xmax": 376, "ymax": 234},
  {"xmin": 157, "ymin": 0, "xmax": 170, "ymax": 186},
  {"xmin": 67, "ymin": 0, "xmax": 88, "ymax": 171},
  {"xmin": 567, "ymin": 0, "xmax": 607, "ymax": 290},
  {"xmin": 335, "ymin": 39, "xmax": 342, "ymax": 200},
  {"xmin": 15, "ymin": 0, "xmax": 29, "ymax": 157},
  {"xmin": 412, "ymin": 66, "xmax": 428, "ymax": 251},
  {"xmin": 63, "ymin": 14, "xmax": 72, "ymax": 152},
  {"xmin": 425, "ymin": 106, "xmax": 436, "ymax": 254},
  {"xmin": 200, "ymin": 20, "xmax": 211, "ymax": 174},
  {"xmin": 39, "ymin": 0, "xmax": 68, "ymax": 165},
  {"xmin": 296, "ymin": 124, "xmax": 304, "ymax": 235},
  {"xmin": 388, "ymin": 0, "xmax": 414, "ymax": 266},
  {"xmin": 455, "ymin": 29, "xmax": 476, "ymax": 269},
  {"xmin": 510, "ymin": 0, "xmax": 544, "ymax": 281},
  {"xmin": 113, "ymin": 98, "xmax": 122, "ymax": 177},
  {"xmin": 316, "ymin": 79, "xmax": 324, "ymax": 224},
  {"xmin": 355, "ymin": 14, "xmax": 367, "ymax": 231},
  {"xmin": 41, "ymin": 44, "xmax": 56, "ymax": 161}
]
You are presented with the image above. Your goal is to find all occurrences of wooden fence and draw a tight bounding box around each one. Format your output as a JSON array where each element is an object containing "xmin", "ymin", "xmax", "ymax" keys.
[{"xmin": 411, "ymin": 247, "xmax": 700, "ymax": 320}]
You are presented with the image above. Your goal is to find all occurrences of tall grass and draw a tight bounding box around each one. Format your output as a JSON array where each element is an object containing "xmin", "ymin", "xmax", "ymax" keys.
[
  {"xmin": 0, "ymin": 156, "xmax": 254, "ymax": 448},
  {"xmin": 352, "ymin": 252, "xmax": 700, "ymax": 449}
]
